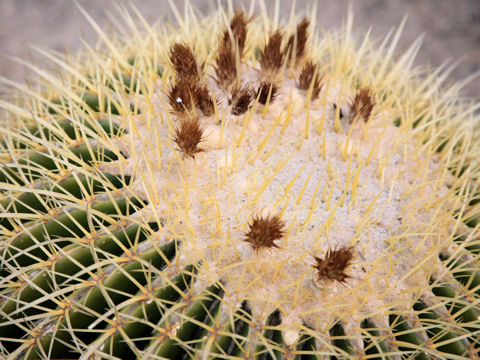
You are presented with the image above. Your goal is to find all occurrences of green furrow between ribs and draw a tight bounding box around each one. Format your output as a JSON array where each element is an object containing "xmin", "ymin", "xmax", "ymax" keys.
[
  {"xmin": 102, "ymin": 264, "xmax": 196, "ymax": 359},
  {"xmin": 1, "ymin": 196, "xmax": 144, "ymax": 273},
  {"xmin": 0, "ymin": 173, "xmax": 130, "ymax": 230},
  {"xmin": 0, "ymin": 222, "xmax": 158, "ymax": 348},
  {"xmin": 22, "ymin": 240, "xmax": 177, "ymax": 360}
]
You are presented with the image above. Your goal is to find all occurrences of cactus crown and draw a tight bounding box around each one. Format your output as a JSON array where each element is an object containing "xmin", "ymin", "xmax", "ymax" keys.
[{"xmin": 0, "ymin": 2, "xmax": 479, "ymax": 359}]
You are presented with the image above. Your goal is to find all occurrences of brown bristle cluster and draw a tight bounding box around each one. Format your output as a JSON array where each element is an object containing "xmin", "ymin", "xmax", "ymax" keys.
[
  {"xmin": 284, "ymin": 17, "xmax": 310, "ymax": 67},
  {"xmin": 166, "ymin": 80, "xmax": 214, "ymax": 116},
  {"xmin": 256, "ymin": 81, "xmax": 279, "ymax": 105},
  {"xmin": 229, "ymin": 84, "xmax": 255, "ymax": 115},
  {"xmin": 215, "ymin": 10, "xmax": 251, "ymax": 90},
  {"xmin": 244, "ymin": 214, "xmax": 285, "ymax": 252},
  {"xmin": 172, "ymin": 117, "xmax": 205, "ymax": 159},
  {"xmin": 312, "ymin": 246, "xmax": 355, "ymax": 283},
  {"xmin": 350, "ymin": 88, "xmax": 375, "ymax": 123},
  {"xmin": 259, "ymin": 30, "xmax": 285, "ymax": 78},
  {"xmin": 225, "ymin": 9, "xmax": 251, "ymax": 57},
  {"xmin": 168, "ymin": 43, "xmax": 215, "ymax": 116},
  {"xmin": 167, "ymin": 80, "xmax": 195, "ymax": 114},
  {"xmin": 298, "ymin": 60, "xmax": 323, "ymax": 100},
  {"xmin": 169, "ymin": 42, "xmax": 202, "ymax": 82},
  {"xmin": 193, "ymin": 84, "xmax": 215, "ymax": 116},
  {"xmin": 215, "ymin": 43, "xmax": 238, "ymax": 91}
]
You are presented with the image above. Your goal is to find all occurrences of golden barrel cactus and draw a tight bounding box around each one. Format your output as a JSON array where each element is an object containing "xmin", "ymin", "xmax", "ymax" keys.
[{"xmin": 0, "ymin": 2, "xmax": 479, "ymax": 359}]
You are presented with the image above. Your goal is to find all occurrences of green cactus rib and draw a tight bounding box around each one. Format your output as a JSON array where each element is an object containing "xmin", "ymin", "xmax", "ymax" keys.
[
  {"xmin": 101, "ymin": 264, "xmax": 196, "ymax": 359},
  {"xmin": 432, "ymin": 284, "xmax": 480, "ymax": 347},
  {"xmin": 0, "ymin": 173, "xmax": 130, "ymax": 230},
  {"xmin": 412, "ymin": 301, "xmax": 466, "ymax": 356},
  {"xmin": 48, "ymin": 93, "xmax": 133, "ymax": 116},
  {"xmin": 0, "ymin": 118, "xmax": 122, "ymax": 150},
  {"xmin": 0, "ymin": 222, "xmax": 156, "ymax": 318},
  {"xmin": 106, "ymin": 73, "xmax": 140, "ymax": 94},
  {"xmin": 293, "ymin": 332, "xmax": 317, "ymax": 360},
  {"xmin": 361, "ymin": 319, "xmax": 391, "ymax": 359},
  {"xmin": 21, "ymin": 240, "xmax": 177, "ymax": 360},
  {"xmin": 441, "ymin": 253, "xmax": 480, "ymax": 297},
  {"xmin": 210, "ymin": 301, "xmax": 251, "ymax": 358},
  {"xmin": 463, "ymin": 210, "xmax": 479, "ymax": 228},
  {"xmin": 0, "ymin": 222, "xmax": 157, "ymax": 348},
  {"xmin": 153, "ymin": 283, "xmax": 224, "ymax": 359},
  {"xmin": 389, "ymin": 315, "xmax": 431, "ymax": 360},
  {"xmin": 127, "ymin": 56, "xmax": 164, "ymax": 78},
  {"xmin": 329, "ymin": 322, "xmax": 354, "ymax": 358},
  {"xmin": 255, "ymin": 309, "xmax": 284, "ymax": 360},
  {"xmin": 454, "ymin": 234, "xmax": 480, "ymax": 256},
  {"xmin": 1, "ymin": 196, "xmax": 144, "ymax": 273},
  {"xmin": 0, "ymin": 143, "xmax": 120, "ymax": 186},
  {"xmin": 82, "ymin": 73, "xmax": 142, "ymax": 94}
]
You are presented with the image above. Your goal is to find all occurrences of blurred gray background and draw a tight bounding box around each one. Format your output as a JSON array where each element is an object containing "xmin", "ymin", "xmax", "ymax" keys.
[{"xmin": 0, "ymin": 0, "xmax": 479, "ymax": 99}]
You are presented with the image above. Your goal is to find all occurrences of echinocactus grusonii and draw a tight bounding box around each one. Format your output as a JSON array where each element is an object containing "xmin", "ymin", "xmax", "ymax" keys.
[{"xmin": 0, "ymin": 2, "xmax": 479, "ymax": 359}]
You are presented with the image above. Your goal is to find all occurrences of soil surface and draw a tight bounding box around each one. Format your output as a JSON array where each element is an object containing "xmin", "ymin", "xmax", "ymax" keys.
[{"xmin": 0, "ymin": 0, "xmax": 479, "ymax": 99}]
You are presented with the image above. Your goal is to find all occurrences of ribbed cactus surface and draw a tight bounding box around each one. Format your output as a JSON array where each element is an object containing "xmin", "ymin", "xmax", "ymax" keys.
[{"xmin": 0, "ymin": 3, "xmax": 479, "ymax": 359}]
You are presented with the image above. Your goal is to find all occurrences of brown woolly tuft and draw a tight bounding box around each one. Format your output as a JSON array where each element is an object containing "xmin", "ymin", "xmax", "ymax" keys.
[
  {"xmin": 284, "ymin": 17, "xmax": 310, "ymax": 66},
  {"xmin": 167, "ymin": 80, "xmax": 215, "ymax": 116},
  {"xmin": 215, "ymin": 10, "xmax": 252, "ymax": 90},
  {"xmin": 173, "ymin": 117, "xmax": 205, "ymax": 159},
  {"xmin": 259, "ymin": 30, "xmax": 285, "ymax": 77},
  {"xmin": 226, "ymin": 9, "xmax": 252, "ymax": 56},
  {"xmin": 193, "ymin": 84, "xmax": 215, "ymax": 117},
  {"xmin": 256, "ymin": 81, "xmax": 279, "ymax": 105},
  {"xmin": 169, "ymin": 42, "xmax": 202, "ymax": 81},
  {"xmin": 167, "ymin": 80, "xmax": 195, "ymax": 114},
  {"xmin": 229, "ymin": 84, "xmax": 255, "ymax": 115},
  {"xmin": 298, "ymin": 60, "xmax": 323, "ymax": 100},
  {"xmin": 350, "ymin": 88, "xmax": 375, "ymax": 123},
  {"xmin": 312, "ymin": 246, "xmax": 355, "ymax": 283},
  {"xmin": 244, "ymin": 214, "xmax": 285, "ymax": 252},
  {"xmin": 215, "ymin": 41, "xmax": 238, "ymax": 90}
]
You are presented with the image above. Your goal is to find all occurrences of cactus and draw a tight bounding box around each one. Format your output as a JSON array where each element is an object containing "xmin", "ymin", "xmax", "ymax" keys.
[{"xmin": 1, "ymin": 2, "xmax": 480, "ymax": 359}]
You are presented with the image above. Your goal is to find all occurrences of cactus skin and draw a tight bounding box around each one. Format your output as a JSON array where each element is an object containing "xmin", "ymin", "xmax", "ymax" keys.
[{"xmin": 1, "ymin": 3, "xmax": 480, "ymax": 360}]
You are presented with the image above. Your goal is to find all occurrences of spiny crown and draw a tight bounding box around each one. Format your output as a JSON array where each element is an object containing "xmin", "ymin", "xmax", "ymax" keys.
[
  {"xmin": 167, "ymin": 43, "xmax": 215, "ymax": 116},
  {"xmin": 259, "ymin": 30, "xmax": 285, "ymax": 77},
  {"xmin": 256, "ymin": 80, "xmax": 279, "ymax": 105},
  {"xmin": 172, "ymin": 117, "xmax": 204, "ymax": 159},
  {"xmin": 350, "ymin": 87, "xmax": 375, "ymax": 122},
  {"xmin": 284, "ymin": 17, "xmax": 310, "ymax": 66},
  {"xmin": 298, "ymin": 60, "xmax": 323, "ymax": 99},
  {"xmin": 244, "ymin": 214, "xmax": 285, "ymax": 252},
  {"xmin": 229, "ymin": 83, "xmax": 255, "ymax": 115},
  {"xmin": 312, "ymin": 246, "xmax": 355, "ymax": 283},
  {"xmin": 215, "ymin": 9, "xmax": 252, "ymax": 91},
  {"xmin": 226, "ymin": 9, "xmax": 252, "ymax": 55},
  {"xmin": 169, "ymin": 42, "xmax": 203, "ymax": 81}
]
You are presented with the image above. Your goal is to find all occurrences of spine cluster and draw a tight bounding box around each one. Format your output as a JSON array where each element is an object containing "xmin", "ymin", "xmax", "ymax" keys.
[{"xmin": 167, "ymin": 10, "xmax": 362, "ymax": 283}]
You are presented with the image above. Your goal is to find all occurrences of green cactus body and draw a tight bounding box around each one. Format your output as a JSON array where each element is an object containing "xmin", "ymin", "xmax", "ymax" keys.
[{"xmin": 0, "ymin": 2, "xmax": 479, "ymax": 359}]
